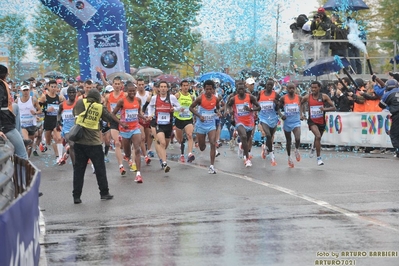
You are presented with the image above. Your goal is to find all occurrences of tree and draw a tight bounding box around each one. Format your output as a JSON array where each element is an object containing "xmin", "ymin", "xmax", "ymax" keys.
[
  {"xmin": 122, "ymin": 0, "xmax": 202, "ymax": 71},
  {"xmin": 30, "ymin": 5, "xmax": 79, "ymax": 76},
  {"xmin": 0, "ymin": 14, "xmax": 28, "ymax": 79}
]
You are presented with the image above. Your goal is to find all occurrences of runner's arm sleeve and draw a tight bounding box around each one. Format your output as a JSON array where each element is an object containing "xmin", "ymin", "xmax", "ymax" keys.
[
  {"xmin": 170, "ymin": 95, "xmax": 181, "ymax": 109},
  {"xmin": 147, "ymin": 96, "xmax": 156, "ymax": 117},
  {"xmin": 142, "ymin": 101, "xmax": 150, "ymax": 113}
]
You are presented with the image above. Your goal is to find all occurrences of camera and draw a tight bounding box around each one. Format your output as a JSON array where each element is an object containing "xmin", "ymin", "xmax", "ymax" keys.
[{"xmin": 314, "ymin": 15, "xmax": 320, "ymax": 19}]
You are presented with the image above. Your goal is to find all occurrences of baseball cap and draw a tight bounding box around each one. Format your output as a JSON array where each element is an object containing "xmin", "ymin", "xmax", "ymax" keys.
[
  {"xmin": 246, "ymin": 78, "xmax": 255, "ymax": 85},
  {"xmin": 21, "ymin": 85, "xmax": 30, "ymax": 91},
  {"xmin": 67, "ymin": 77, "xmax": 76, "ymax": 83},
  {"xmin": 317, "ymin": 7, "xmax": 325, "ymax": 14},
  {"xmin": 388, "ymin": 72, "xmax": 399, "ymax": 82},
  {"xmin": 105, "ymin": 85, "xmax": 114, "ymax": 92},
  {"xmin": 385, "ymin": 79, "xmax": 398, "ymax": 90}
]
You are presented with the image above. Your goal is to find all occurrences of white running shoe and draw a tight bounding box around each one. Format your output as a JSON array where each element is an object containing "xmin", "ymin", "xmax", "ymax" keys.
[
  {"xmin": 317, "ymin": 157, "xmax": 324, "ymax": 166},
  {"xmin": 245, "ymin": 159, "xmax": 252, "ymax": 167},
  {"xmin": 208, "ymin": 165, "xmax": 216, "ymax": 174}
]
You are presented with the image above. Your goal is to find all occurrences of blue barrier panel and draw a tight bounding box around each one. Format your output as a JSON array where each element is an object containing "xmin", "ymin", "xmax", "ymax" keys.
[{"xmin": 0, "ymin": 171, "xmax": 41, "ymax": 266}]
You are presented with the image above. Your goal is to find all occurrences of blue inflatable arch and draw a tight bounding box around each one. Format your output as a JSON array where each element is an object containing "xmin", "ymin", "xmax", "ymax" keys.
[{"xmin": 39, "ymin": 0, "xmax": 130, "ymax": 81}]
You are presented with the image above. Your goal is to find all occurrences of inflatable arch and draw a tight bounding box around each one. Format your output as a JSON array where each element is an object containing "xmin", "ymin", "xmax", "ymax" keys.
[{"xmin": 39, "ymin": 0, "xmax": 130, "ymax": 81}]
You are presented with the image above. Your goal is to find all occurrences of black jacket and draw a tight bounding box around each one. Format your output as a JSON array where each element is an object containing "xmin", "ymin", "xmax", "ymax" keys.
[{"xmin": 0, "ymin": 80, "xmax": 16, "ymax": 134}]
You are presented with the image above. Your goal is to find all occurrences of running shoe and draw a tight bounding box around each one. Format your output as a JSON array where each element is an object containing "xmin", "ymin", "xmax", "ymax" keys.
[
  {"xmin": 295, "ymin": 150, "xmax": 301, "ymax": 162},
  {"xmin": 144, "ymin": 156, "xmax": 151, "ymax": 165},
  {"xmin": 208, "ymin": 165, "xmax": 216, "ymax": 174},
  {"xmin": 120, "ymin": 166, "xmax": 126, "ymax": 176},
  {"xmin": 261, "ymin": 144, "xmax": 267, "ymax": 159},
  {"xmin": 245, "ymin": 159, "xmax": 252, "ymax": 167},
  {"xmin": 309, "ymin": 148, "xmax": 315, "ymax": 158},
  {"xmin": 162, "ymin": 162, "xmax": 170, "ymax": 173},
  {"xmin": 180, "ymin": 155, "xmax": 185, "ymax": 163},
  {"xmin": 123, "ymin": 155, "xmax": 130, "ymax": 162},
  {"xmin": 39, "ymin": 142, "xmax": 47, "ymax": 153},
  {"xmin": 104, "ymin": 156, "xmax": 110, "ymax": 163},
  {"xmin": 288, "ymin": 157, "xmax": 294, "ymax": 168},
  {"xmin": 215, "ymin": 150, "xmax": 221, "ymax": 157},
  {"xmin": 33, "ymin": 150, "xmax": 39, "ymax": 156},
  {"xmin": 317, "ymin": 157, "xmax": 324, "ymax": 166},
  {"xmin": 134, "ymin": 175, "xmax": 143, "ymax": 183},
  {"xmin": 147, "ymin": 150, "xmax": 155, "ymax": 158},
  {"xmin": 270, "ymin": 153, "xmax": 277, "ymax": 166},
  {"xmin": 58, "ymin": 157, "xmax": 66, "ymax": 166},
  {"xmin": 129, "ymin": 160, "xmax": 137, "ymax": 172},
  {"xmin": 187, "ymin": 153, "xmax": 195, "ymax": 163}
]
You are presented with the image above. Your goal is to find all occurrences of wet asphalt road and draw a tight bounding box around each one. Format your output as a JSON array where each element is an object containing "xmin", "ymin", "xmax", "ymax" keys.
[{"xmin": 35, "ymin": 143, "xmax": 399, "ymax": 266}]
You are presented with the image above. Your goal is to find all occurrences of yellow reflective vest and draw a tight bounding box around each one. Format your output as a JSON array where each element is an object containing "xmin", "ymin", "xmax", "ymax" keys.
[{"xmin": 75, "ymin": 99, "xmax": 103, "ymax": 130}]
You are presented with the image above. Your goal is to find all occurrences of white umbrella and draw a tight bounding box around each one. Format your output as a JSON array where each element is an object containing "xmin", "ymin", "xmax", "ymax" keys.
[
  {"xmin": 107, "ymin": 72, "xmax": 136, "ymax": 82},
  {"xmin": 136, "ymin": 67, "xmax": 163, "ymax": 81}
]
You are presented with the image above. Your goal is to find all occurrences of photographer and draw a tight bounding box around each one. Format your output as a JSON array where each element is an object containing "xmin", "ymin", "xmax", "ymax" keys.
[
  {"xmin": 310, "ymin": 7, "xmax": 332, "ymax": 58},
  {"xmin": 289, "ymin": 14, "xmax": 314, "ymax": 66},
  {"xmin": 333, "ymin": 77, "xmax": 354, "ymax": 112}
]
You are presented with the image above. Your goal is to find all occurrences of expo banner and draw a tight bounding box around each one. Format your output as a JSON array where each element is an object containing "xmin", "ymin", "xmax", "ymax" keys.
[
  {"xmin": 271, "ymin": 111, "xmax": 393, "ymax": 148},
  {"xmin": 0, "ymin": 172, "xmax": 41, "ymax": 266}
]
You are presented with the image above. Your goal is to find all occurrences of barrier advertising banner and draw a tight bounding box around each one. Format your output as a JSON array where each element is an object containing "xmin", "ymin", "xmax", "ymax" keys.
[
  {"xmin": 0, "ymin": 172, "xmax": 41, "ymax": 266},
  {"xmin": 271, "ymin": 111, "xmax": 393, "ymax": 148}
]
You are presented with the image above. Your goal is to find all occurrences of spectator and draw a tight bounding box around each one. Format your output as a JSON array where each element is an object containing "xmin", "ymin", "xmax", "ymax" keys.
[
  {"xmin": 334, "ymin": 77, "xmax": 354, "ymax": 112},
  {"xmin": 330, "ymin": 14, "xmax": 348, "ymax": 59},
  {"xmin": 0, "ymin": 65, "xmax": 28, "ymax": 159},
  {"xmin": 311, "ymin": 7, "xmax": 332, "ymax": 58},
  {"xmin": 290, "ymin": 14, "xmax": 314, "ymax": 65},
  {"xmin": 352, "ymin": 78, "xmax": 366, "ymax": 112},
  {"xmin": 379, "ymin": 79, "xmax": 399, "ymax": 157}
]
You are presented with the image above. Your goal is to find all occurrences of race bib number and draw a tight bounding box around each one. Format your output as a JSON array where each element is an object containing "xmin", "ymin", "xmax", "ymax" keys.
[
  {"xmin": 284, "ymin": 103, "xmax": 299, "ymax": 116},
  {"xmin": 260, "ymin": 101, "xmax": 273, "ymax": 112},
  {"xmin": 62, "ymin": 110, "xmax": 74, "ymax": 123},
  {"xmin": 310, "ymin": 105, "xmax": 323, "ymax": 119},
  {"xmin": 201, "ymin": 110, "xmax": 214, "ymax": 123},
  {"xmin": 236, "ymin": 103, "xmax": 249, "ymax": 116},
  {"xmin": 125, "ymin": 109, "xmax": 138, "ymax": 122},
  {"xmin": 157, "ymin": 112, "xmax": 170, "ymax": 125},
  {"xmin": 47, "ymin": 104, "xmax": 59, "ymax": 116},
  {"xmin": 179, "ymin": 106, "xmax": 191, "ymax": 118},
  {"xmin": 21, "ymin": 114, "xmax": 34, "ymax": 127}
]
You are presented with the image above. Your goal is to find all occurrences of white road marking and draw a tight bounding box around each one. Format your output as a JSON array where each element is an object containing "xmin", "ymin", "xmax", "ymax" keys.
[{"xmin": 189, "ymin": 163, "xmax": 398, "ymax": 232}]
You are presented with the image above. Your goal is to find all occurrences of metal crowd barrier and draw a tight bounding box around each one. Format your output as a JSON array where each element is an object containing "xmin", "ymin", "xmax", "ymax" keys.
[
  {"xmin": 0, "ymin": 139, "xmax": 15, "ymax": 211},
  {"xmin": 0, "ymin": 138, "xmax": 38, "ymax": 211},
  {"xmin": 0, "ymin": 138, "xmax": 42, "ymax": 266}
]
